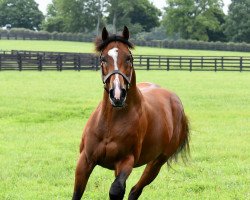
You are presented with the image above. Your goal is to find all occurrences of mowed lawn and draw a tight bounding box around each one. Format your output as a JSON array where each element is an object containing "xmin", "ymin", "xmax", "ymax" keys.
[
  {"xmin": 1, "ymin": 40, "xmax": 250, "ymax": 56},
  {"xmin": 0, "ymin": 71, "xmax": 249, "ymax": 200}
]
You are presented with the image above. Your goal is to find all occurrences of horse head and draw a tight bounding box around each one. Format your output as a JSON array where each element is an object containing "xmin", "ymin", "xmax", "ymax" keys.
[{"xmin": 95, "ymin": 26, "xmax": 134, "ymax": 107}]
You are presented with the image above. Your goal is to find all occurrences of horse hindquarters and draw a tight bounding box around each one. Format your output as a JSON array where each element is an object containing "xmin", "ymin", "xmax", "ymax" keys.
[{"xmin": 128, "ymin": 94, "xmax": 190, "ymax": 200}]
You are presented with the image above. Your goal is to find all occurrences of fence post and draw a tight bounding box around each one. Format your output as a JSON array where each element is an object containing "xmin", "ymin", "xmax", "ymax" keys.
[
  {"xmin": 221, "ymin": 57, "xmax": 224, "ymax": 70},
  {"xmin": 167, "ymin": 58, "xmax": 170, "ymax": 71},
  {"xmin": 37, "ymin": 54, "xmax": 43, "ymax": 71},
  {"xmin": 56, "ymin": 55, "xmax": 63, "ymax": 71},
  {"xmin": 17, "ymin": 54, "xmax": 22, "ymax": 71},
  {"xmin": 240, "ymin": 57, "xmax": 243, "ymax": 72},
  {"xmin": 159, "ymin": 56, "xmax": 161, "ymax": 68},
  {"xmin": 189, "ymin": 58, "xmax": 192, "ymax": 72},
  {"xmin": 78, "ymin": 55, "xmax": 81, "ymax": 71},
  {"xmin": 95, "ymin": 56, "xmax": 99, "ymax": 71},
  {"xmin": 214, "ymin": 59, "xmax": 217, "ymax": 72},
  {"xmin": 60, "ymin": 56, "xmax": 63, "ymax": 71},
  {"xmin": 201, "ymin": 56, "xmax": 203, "ymax": 69},
  {"xmin": 180, "ymin": 56, "xmax": 182, "ymax": 69},
  {"xmin": 73, "ymin": 55, "xmax": 78, "ymax": 71},
  {"xmin": 0, "ymin": 55, "xmax": 1, "ymax": 71},
  {"xmin": 147, "ymin": 58, "xmax": 150, "ymax": 70},
  {"xmin": 139, "ymin": 55, "xmax": 142, "ymax": 65}
]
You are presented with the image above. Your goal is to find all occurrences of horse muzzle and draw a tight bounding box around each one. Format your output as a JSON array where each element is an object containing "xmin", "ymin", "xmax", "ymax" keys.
[{"xmin": 109, "ymin": 87, "xmax": 127, "ymax": 107}]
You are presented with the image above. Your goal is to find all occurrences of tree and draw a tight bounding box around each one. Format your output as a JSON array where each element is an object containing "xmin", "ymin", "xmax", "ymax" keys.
[
  {"xmin": 43, "ymin": 0, "xmax": 107, "ymax": 33},
  {"xmin": 42, "ymin": 2, "xmax": 64, "ymax": 32},
  {"xmin": 128, "ymin": 0, "xmax": 161, "ymax": 32},
  {"xmin": 106, "ymin": 0, "xmax": 161, "ymax": 34},
  {"xmin": 0, "ymin": 0, "xmax": 44, "ymax": 30},
  {"xmin": 206, "ymin": 9, "xmax": 227, "ymax": 42},
  {"xmin": 163, "ymin": 0, "xmax": 225, "ymax": 41},
  {"xmin": 106, "ymin": 0, "xmax": 134, "ymax": 33},
  {"xmin": 224, "ymin": 0, "xmax": 250, "ymax": 43}
]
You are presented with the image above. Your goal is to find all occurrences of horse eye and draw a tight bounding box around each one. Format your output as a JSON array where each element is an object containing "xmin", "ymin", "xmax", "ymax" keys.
[
  {"xmin": 100, "ymin": 56, "xmax": 107, "ymax": 63},
  {"xmin": 126, "ymin": 56, "xmax": 132, "ymax": 63}
]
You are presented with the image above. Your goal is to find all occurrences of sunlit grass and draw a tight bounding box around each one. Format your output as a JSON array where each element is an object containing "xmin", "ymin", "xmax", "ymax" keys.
[{"xmin": 0, "ymin": 71, "xmax": 249, "ymax": 199}]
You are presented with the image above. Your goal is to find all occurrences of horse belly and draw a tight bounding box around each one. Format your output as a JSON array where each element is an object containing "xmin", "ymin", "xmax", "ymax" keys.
[{"xmin": 135, "ymin": 132, "xmax": 167, "ymax": 167}]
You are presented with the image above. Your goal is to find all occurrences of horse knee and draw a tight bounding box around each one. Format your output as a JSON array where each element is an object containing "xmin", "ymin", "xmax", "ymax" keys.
[{"xmin": 109, "ymin": 179, "xmax": 125, "ymax": 200}]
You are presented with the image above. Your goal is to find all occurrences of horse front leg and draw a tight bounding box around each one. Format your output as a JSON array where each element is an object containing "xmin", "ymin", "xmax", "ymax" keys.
[
  {"xmin": 128, "ymin": 155, "xmax": 167, "ymax": 200},
  {"xmin": 109, "ymin": 155, "xmax": 134, "ymax": 200},
  {"xmin": 72, "ymin": 151, "xmax": 95, "ymax": 200}
]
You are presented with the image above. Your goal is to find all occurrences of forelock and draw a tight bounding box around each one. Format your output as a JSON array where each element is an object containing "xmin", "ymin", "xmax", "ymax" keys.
[{"xmin": 95, "ymin": 35, "xmax": 134, "ymax": 52}]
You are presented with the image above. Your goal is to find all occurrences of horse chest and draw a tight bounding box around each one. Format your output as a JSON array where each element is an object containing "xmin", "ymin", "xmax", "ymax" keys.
[{"xmin": 91, "ymin": 126, "xmax": 137, "ymax": 169}]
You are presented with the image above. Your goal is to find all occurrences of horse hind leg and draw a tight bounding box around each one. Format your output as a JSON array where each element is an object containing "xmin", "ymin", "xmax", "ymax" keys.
[{"xmin": 128, "ymin": 155, "xmax": 167, "ymax": 200}]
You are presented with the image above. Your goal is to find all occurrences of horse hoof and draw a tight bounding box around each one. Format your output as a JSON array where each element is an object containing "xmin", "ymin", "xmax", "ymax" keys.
[{"xmin": 109, "ymin": 181, "xmax": 125, "ymax": 200}]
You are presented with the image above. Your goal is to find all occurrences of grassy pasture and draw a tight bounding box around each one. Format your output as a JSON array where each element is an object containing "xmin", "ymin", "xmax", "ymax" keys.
[
  {"xmin": 0, "ymin": 71, "xmax": 249, "ymax": 199},
  {"xmin": 1, "ymin": 40, "xmax": 250, "ymax": 56}
]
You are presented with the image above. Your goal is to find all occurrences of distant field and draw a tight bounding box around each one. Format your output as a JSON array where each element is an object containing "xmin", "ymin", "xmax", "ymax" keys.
[
  {"xmin": 0, "ymin": 71, "xmax": 249, "ymax": 199},
  {"xmin": 1, "ymin": 39, "xmax": 250, "ymax": 56}
]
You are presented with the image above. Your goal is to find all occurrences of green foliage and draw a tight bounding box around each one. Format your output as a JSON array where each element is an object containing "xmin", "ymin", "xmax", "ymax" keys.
[
  {"xmin": 163, "ymin": 0, "xmax": 225, "ymax": 41},
  {"xmin": 135, "ymin": 26, "xmax": 171, "ymax": 41},
  {"xmin": 106, "ymin": 0, "xmax": 134, "ymax": 33},
  {"xmin": 106, "ymin": 0, "xmax": 161, "ymax": 34},
  {"xmin": 224, "ymin": 0, "xmax": 250, "ymax": 43},
  {"xmin": 128, "ymin": 0, "xmax": 161, "ymax": 32},
  {"xmin": 0, "ymin": 28, "xmax": 94, "ymax": 41},
  {"xmin": 0, "ymin": 71, "xmax": 249, "ymax": 199},
  {"xmin": 43, "ymin": 0, "xmax": 160, "ymax": 35},
  {"xmin": 0, "ymin": 0, "xmax": 44, "ymax": 30},
  {"xmin": 43, "ymin": 0, "xmax": 107, "ymax": 33}
]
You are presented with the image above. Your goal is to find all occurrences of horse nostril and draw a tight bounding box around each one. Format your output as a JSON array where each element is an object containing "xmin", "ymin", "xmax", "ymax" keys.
[
  {"xmin": 109, "ymin": 88, "xmax": 115, "ymax": 99},
  {"xmin": 121, "ymin": 88, "xmax": 127, "ymax": 99}
]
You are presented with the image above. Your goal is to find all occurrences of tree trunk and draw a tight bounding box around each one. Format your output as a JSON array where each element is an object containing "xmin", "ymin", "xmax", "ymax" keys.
[
  {"xmin": 96, "ymin": 14, "xmax": 100, "ymax": 36},
  {"xmin": 113, "ymin": 12, "xmax": 117, "ymax": 34}
]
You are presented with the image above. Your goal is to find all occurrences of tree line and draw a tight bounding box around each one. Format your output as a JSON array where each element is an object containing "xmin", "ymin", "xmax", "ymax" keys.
[{"xmin": 0, "ymin": 0, "xmax": 249, "ymax": 43}]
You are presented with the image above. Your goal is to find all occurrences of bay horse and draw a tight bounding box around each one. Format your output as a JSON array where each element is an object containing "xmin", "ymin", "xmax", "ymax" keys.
[{"xmin": 72, "ymin": 26, "xmax": 189, "ymax": 200}]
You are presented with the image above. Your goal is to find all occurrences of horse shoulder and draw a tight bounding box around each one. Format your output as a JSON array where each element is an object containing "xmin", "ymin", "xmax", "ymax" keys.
[{"xmin": 79, "ymin": 103, "xmax": 105, "ymax": 160}]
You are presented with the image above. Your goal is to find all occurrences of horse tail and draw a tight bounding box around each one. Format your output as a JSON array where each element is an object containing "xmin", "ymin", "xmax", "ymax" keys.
[
  {"xmin": 178, "ymin": 113, "xmax": 190, "ymax": 162},
  {"xmin": 167, "ymin": 109, "xmax": 190, "ymax": 165}
]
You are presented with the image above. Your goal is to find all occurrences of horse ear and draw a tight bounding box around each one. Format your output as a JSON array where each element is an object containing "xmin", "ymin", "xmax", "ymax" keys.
[
  {"xmin": 102, "ymin": 27, "xmax": 109, "ymax": 41},
  {"xmin": 122, "ymin": 26, "xmax": 129, "ymax": 40}
]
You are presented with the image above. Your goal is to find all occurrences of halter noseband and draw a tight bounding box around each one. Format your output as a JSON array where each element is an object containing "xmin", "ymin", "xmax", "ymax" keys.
[{"xmin": 102, "ymin": 70, "xmax": 132, "ymax": 85}]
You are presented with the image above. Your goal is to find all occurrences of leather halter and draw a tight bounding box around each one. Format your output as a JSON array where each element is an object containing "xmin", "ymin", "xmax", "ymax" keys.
[
  {"xmin": 100, "ymin": 50, "xmax": 134, "ymax": 88},
  {"xmin": 102, "ymin": 70, "xmax": 132, "ymax": 85}
]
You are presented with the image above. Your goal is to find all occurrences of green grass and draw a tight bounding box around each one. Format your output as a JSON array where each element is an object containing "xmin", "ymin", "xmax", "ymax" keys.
[
  {"xmin": 0, "ymin": 71, "xmax": 249, "ymax": 200},
  {"xmin": 1, "ymin": 39, "xmax": 250, "ymax": 56}
]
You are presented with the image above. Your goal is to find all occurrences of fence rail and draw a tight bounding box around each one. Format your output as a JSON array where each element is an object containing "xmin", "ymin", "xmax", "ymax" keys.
[{"xmin": 0, "ymin": 50, "xmax": 250, "ymax": 72}]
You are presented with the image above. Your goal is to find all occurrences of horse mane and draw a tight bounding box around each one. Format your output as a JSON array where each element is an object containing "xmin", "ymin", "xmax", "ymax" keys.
[{"xmin": 95, "ymin": 35, "xmax": 134, "ymax": 52}]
